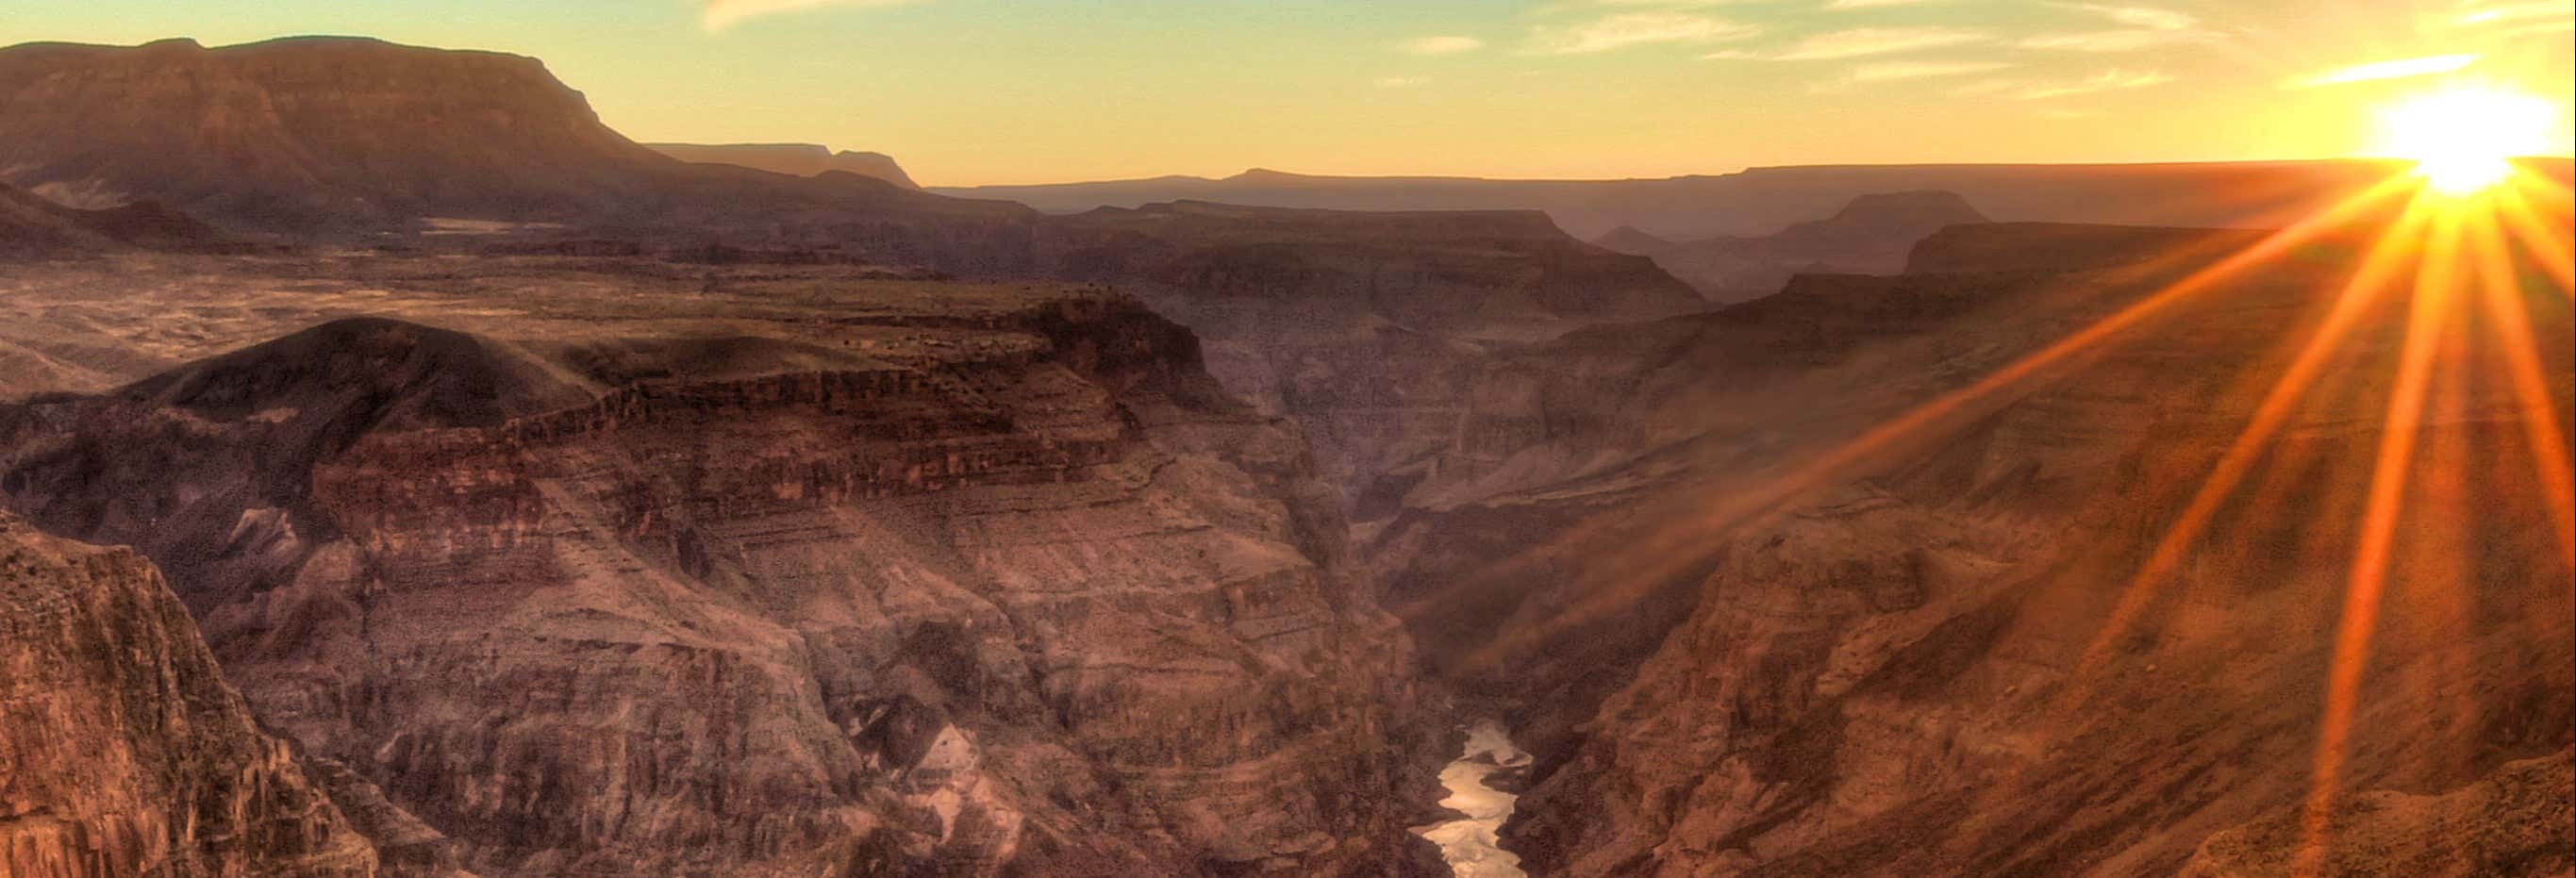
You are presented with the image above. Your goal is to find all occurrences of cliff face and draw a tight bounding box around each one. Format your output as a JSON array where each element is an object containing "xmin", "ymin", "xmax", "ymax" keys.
[
  {"xmin": 648, "ymin": 143, "xmax": 922, "ymax": 190},
  {"xmin": 0, "ymin": 511, "xmax": 380, "ymax": 878},
  {"xmin": 1646, "ymin": 191, "xmax": 1991, "ymax": 302},
  {"xmin": 1358, "ymin": 218, "xmax": 2575, "ymax": 875},
  {"xmin": 0, "ymin": 273, "xmax": 1440, "ymax": 878},
  {"xmin": 1034, "ymin": 200, "xmax": 1705, "ymax": 512},
  {"xmin": 0, "ymin": 38, "xmax": 1025, "ymax": 240},
  {"xmin": 0, "ymin": 37, "xmax": 671, "ymax": 227}
]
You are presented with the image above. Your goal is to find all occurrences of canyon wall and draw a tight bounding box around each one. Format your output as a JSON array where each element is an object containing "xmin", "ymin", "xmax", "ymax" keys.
[
  {"xmin": 1361, "ymin": 220, "xmax": 2576, "ymax": 875},
  {"xmin": 0, "ymin": 285, "xmax": 1443, "ymax": 877},
  {"xmin": 0, "ymin": 511, "xmax": 382, "ymax": 878}
]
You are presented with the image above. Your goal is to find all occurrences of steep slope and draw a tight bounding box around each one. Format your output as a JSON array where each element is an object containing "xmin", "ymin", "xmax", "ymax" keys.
[
  {"xmin": 1034, "ymin": 200, "xmax": 1705, "ymax": 509},
  {"xmin": 649, "ymin": 142, "xmax": 921, "ymax": 189},
  {"xmin": 1357, "ymin": 215, "xmax": 2574, "ymax": 875},
  {"xmin": 2179, "ymin": 749, "xmax": 2572, "ymax": 877},
  {"xmin": 1590, "ymin": 226, "xmax": 1675, "ymax": 257},
  {"xmin": 0, "ymin": 272, "xmax": 1443, "ymax": 878},
  {"xmin": 0, "ymin": 511, "xmax": 380, "ymax": 878},
  {"xmin": 1648, "ymin": 191, "xmax": 1990, "ymax": 302}
]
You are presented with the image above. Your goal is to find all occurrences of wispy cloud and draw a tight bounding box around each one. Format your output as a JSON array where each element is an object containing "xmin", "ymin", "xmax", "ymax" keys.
[
  {"xmin": 1824, "ymin": 0, "xmax": 1949, "ymax": 8},
  {"xmin": 1529, "ymin": 12, "xmax": 1761, "ymax": 54},
  {"xmin": 1954, "ymin": 68, "xmax": 2175, "ymax": 99},
  {"xmin": 700, "ymin": 0, "xmax": 919, "ymax": 31},
  {"xmin": 2052, "ymin": 3, "xmax": 2199, "ymax": 31},
  {"xmin": 1712, "ymin": 26, "xmax": 1991, "ymax": 60},
  {"xmin": 1402, "ymin": 35, "xmax": 1487, "ymax": 56},
  {"xmin": 2018, "ymin": 2, "xmax": 2225, "ymax": 52},
  {"xmin": 1376, "ymin": 75, "xmax": 1435, "ymax": 88},
  {"xmin": 2451, "ymin": 0, "xmax": 2572, "ymax": 26},
  {"xmin": 2019, "ymin": 29, "xmax": 2220, "ymax": 51},
  {"xmin": 2284, "ymin": 54, "xmax": 2479, "ymax": 89},
  {"xmin": 1845, "ymin": 59, "xmax": 2015, "ymax": 81}
]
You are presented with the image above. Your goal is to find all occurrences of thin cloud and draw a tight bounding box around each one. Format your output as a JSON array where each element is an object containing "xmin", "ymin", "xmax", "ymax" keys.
[
  {"xmin": 2052, "ymin": 3, "xmax": 2199, "ymax": 30},
  {"xmin": 1529, "ymin": 12, "xmax": 1761, "ymax": 54},
  {"xmin": 2284, "ymin": 54, "xmax": 2479, "ymax": 89},
  {"xmin": 1715, "ymin": 26, "xmax": 1992, "ymax": 60},
  {"xmin": 1376, "ymin": 75, "xmax": 1435, "ymax": 88},
  {"xmin": 1825, "ymin": 0, "xmax": 1947, "ymax": 8},
  {"xmin": 2020, "ymin": 29, "xmax": 2220, "ymax": 51},
  {"xmin": 2022, "ymin": 4, "xmax": 2219, "ymax": 52},
  {"xmin": 700, "ymin": 0, "xmax": 919, "ymax": 31},
  {"xmin": 1402, "ymin": 35, "xmax": 1487, "ymax": 56},
  {"xmin": 1845, "ymin": 60, "xmax": 2014, "ymax": 81},
  {"xmin": 1955, "ymin": 68, "xmax": 2175, "ymax": 99},
  {"xmin": 2452, "ymin": 0, "xmax": 2573, "ymax": 26}
]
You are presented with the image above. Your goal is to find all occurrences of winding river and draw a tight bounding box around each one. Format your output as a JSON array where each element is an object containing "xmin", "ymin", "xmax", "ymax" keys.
[{"xmin": 1413, "ymin": 720, "xmax": 1532, "ymax": 878}]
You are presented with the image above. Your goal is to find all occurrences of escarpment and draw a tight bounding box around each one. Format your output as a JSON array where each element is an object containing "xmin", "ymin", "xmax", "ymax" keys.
[
  {"xmin": 0, "ymin": 511, "xmax": 380, "ymax": 878},
  {"xmin": 0, "ymin": 273, "xmax": 1441, "ymax": 878}
]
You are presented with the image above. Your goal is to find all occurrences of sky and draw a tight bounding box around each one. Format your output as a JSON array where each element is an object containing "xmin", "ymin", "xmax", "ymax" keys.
[{"xmin": 3, "ymin": 0, "xmax": 2570, "ymax": 186}]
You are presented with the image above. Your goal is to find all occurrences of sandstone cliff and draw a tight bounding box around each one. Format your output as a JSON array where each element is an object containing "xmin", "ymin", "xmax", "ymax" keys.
[
  {"xmin": 0, "ymin": 269, "xmax": 1443, "ymax": 877},
  {"xmin": 0, "ymin": 38, "xmax": 1021, "ymax": 239},
  {"xmin": 0, "ymin": 511, "xmax": 381, "ymax": 878}
]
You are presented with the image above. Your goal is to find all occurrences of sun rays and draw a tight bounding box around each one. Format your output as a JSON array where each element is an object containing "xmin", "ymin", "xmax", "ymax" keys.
[{"xmin": 1403, "ymin": 151, "xmax": 2570, "ymax": 871}]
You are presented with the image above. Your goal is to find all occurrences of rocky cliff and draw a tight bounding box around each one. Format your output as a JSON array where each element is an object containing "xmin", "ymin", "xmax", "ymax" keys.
[
  {"xmin": 0, "ymin": 38, "xmax": 1022, "ymax": 239},
  {"xmin": 649, "ymin": 143, "xmax": 922, "ymax": 190},
  {"xmin": 0, "ymin": 269, "xmax": 1443, "ymax": 877},
  {"xmin": 0, "ymin": 511, "xmax": 381, "ymax": 878},
  {"xmin": 1358, "ymin": 215, "xmax": 2574, "ymax": 875},
  {"xmin": 1030, "ymin": 200, "xmax": 1705, "ymax": 512}
]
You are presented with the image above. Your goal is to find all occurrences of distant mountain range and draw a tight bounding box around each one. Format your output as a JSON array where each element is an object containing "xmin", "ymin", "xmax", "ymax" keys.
[
  {"xmin": 933, "ymin": 160, "xmax": 2442, "ymax": 240},
  {"xmin": 645, "ymin": 142, "xmax": 919, "ymax": 190}
]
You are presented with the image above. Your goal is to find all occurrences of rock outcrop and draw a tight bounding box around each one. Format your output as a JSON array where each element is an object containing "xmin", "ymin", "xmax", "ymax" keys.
[
  {"xmin": 0, "ymin": 272, "xmax": 1442, "ymax": 878},
  {"xmin": 0, "ymin": 511, "xmax": 381, "ymax": 878},
  {"xmin": 648, "ymin": 143, "xmax": 922, "ymax": 190}
]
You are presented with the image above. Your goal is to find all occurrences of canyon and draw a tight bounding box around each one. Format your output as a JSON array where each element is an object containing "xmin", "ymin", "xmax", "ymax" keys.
[{"xmin": 1, "ymin": 33, "xmax": 2569, "ymax": 878}]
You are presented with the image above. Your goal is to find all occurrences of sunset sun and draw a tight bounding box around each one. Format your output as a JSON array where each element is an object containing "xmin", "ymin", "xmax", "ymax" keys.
[{"xmin": 2375, "ymin": 86, "xmax": 2557, "ymax": 194}]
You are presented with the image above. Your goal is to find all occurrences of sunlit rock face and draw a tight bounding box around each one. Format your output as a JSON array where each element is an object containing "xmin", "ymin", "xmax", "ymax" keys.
[
  {"xmin": 0, "ymin": 511, "xmax": 381, "ymax": 878},
  {"xmin": 0, "ymin": 37, "xmax": 666, "ymax": 225},
  {"xmin": 1361, "ymin": 220, "xmax": 2575, "ymax": 876},
  {"xmin": 0, "ymin": 271, "xmax": 1442, "ymax": 878}
]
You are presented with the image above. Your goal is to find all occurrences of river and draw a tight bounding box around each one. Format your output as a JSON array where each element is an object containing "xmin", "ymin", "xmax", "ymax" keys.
[{"xmin": 1413, "ymin": 720, "xmax": 1532, "ymax": 878}]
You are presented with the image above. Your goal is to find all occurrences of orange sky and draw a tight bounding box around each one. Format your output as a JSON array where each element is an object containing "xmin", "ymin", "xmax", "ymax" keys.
[{"xmin": 8, "ymin": 0, "xmax": 2572, "ymax": 185}]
